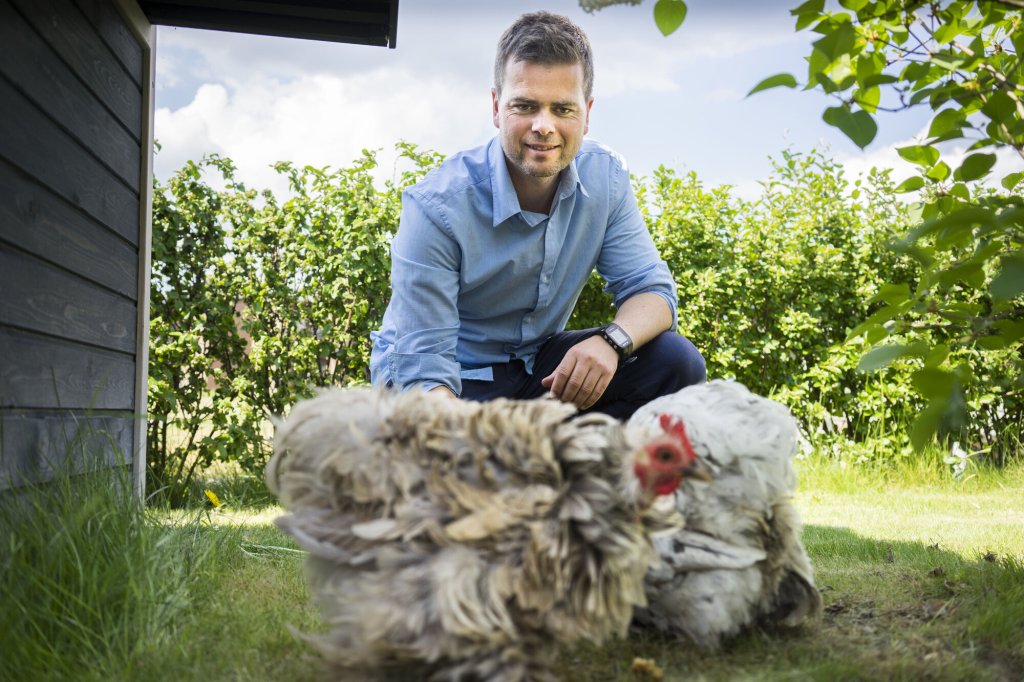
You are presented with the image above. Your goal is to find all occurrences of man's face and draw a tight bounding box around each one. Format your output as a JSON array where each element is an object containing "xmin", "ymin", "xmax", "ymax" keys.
[{"xmin": 492, "ymin": 59, "xmax": 593, "ymax": 188}]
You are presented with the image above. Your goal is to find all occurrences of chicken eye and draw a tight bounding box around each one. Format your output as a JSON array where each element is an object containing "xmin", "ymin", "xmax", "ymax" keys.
[{"xmin": 655, "ymin": 447, "xmax": 676, "ymax": 463}]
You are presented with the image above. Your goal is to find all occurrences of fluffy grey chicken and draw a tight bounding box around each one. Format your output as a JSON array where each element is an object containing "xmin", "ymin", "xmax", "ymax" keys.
[
  {"xmin": 630, "ymin": 379, "xmax": 822, "ymax": 648},
  {"xmin": 265, "ymin": 387, "xmax": 708, "ymax": 682}
]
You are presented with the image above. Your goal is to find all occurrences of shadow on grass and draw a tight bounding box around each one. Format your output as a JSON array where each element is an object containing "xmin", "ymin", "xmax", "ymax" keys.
[{"xmin": 552, "ymin": 525, "xmax": 1023, "ymax": 682}]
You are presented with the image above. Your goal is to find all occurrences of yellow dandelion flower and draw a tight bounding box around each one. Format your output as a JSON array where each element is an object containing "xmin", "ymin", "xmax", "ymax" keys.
[{"xmin": 204, "ymin": 489, "xmax": 222, "ymax": 508}]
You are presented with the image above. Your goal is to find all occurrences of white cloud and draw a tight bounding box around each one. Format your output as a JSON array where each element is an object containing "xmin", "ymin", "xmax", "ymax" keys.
[
  {"xmin": 154, "ymin": 69, "xmax": 493, "ymax": 196},
  {"xmin": 154, "ymin": 83, "xmax": 227, "ymax": 170}
]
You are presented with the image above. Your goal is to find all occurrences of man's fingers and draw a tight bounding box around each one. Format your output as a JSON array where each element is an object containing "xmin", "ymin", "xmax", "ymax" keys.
[
  {"xmin": 545, "ymin": 357, "xmax": 575, "ymax": 399},
  {"xmin": 576, "ymin": 371, "xmax": 607, "ymax": 409},
  {"xmin": 545, "ymin": 337, "xmax": 619, "ymax": 407},
  {"xmin": 583, "ymin": 373, "xmax": 612, "ymax": 409},
  {"xmin": 559, "ymin": 369, "xmax": 583, "ymax": 404},
  {"xmin": 564, "ymin": 369, "xmax": 593, "ymax": 407}
]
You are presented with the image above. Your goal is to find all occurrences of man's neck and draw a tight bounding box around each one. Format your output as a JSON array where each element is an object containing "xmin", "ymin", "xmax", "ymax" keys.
[{"xmin": 507, "ymin": 162, "xmax": 560, "ymax": 215}]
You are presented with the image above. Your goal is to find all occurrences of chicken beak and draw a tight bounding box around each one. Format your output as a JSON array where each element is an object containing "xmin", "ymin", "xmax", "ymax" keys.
[{"xmin": 680, "ymin": 457, "xmax": 712, "ymax": 482}]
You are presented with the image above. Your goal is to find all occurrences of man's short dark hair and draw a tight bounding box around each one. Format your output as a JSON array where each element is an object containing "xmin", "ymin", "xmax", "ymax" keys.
[{"xmin": 494, "ymin": 11, "xmax": 594, "ymax": 101}]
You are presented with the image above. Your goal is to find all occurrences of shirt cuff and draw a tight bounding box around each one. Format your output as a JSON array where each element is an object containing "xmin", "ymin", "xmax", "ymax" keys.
[{"xmin": 387, "ymin": 352, "xmax": 462, "ymax": 395}]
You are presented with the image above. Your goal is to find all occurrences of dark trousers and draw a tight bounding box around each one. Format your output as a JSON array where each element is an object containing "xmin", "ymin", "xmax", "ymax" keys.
[{"xmin": 461, "ymin": 329, "xmax": 706, "ymax": 420}]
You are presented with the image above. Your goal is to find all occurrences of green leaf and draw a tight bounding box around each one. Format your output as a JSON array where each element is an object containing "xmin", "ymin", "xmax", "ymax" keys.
[
  {"xmin": 925, "ymin": 161, "xmax": 950, "ymax": 181},
  {"xmin": 895, "ymin": 176, "xmax": 925, "ymax": 192},
  {"xmin": 855, "ymin": 49, "xmax": 885, "ymax": 85},
  {"xmin": 977, "ymin": 334, "xmax": 1011, "ymax": 351},
  {"xmin": 791, "ymin": 0, "xmax": 825, "ymax": 30},
  {"xmin": 654, "ymin": 0, "xmax": 687, "ymax": 36},
  {"xmin": 994, "ymin": 319, "xmax": 1024, "ymax": 344},
  {"xmin": 931, "ymin": 52, "xmax": 965, "ymax": 71},
  {"xmin": 912, "ymin": 368, "xmax": 955, "ymax": 400},
  {"xmin": 812, "ymin": 21, "xmax": 857, "ymax": 64},
  {"xmin": 869, "ymin": 282, "xmax": 910, "ymax": 305},
  {"xmin": 1001, "ymin": 171, "xmax": 1024, "ymax": 191},
  {"xmin": 928, "ymin": 109, "xmax": 965, "ymax": 138},
  {"xmin": 933, "ymin": 20, "xmax": 962, "ymax": 44},
  {"xmin": 857, "ymin": 342, "xmax": 928, "ymax": 373},
  {"xmin": 924, "ymin": 344, "xmax": 950, "ymax": 368},
  {"xmin": 822, "ymin": 105, "xmax": 877, "ymax": 148},
  {"xmin": 910, "ymin": 86, "xmax": 937, "ymax": 106},
  {"xmin": 910, "ymin": 400, "xmax": 944, "ymax": 451},
  {"xmin": 861, "ymin": 73, "xmax": 899, "ymax": 87},
  {"xmin": 938, "ymin": 259, "xmax": 984, "ymax": 288},
  {"xmin": 747, "ymin": 73, "xmax": 799, "ymax": 96},
  {"xmin": 949, "ymin": 182, "xmax": 970, "ymax": 200},
  {"xmin": 790, "ymin": 0, "xmax": 825, "ymax": 17},
  {"xmin": 896, "ymin": 145, "xmax": 940, "ymax": 166},
  {"xmin": 990, "ymin": 256, "xmax": 1024, "ymax": 301},
  {"xmin": 981, "ymin": 91, "xmax": 1015, "ymax": 122},
  {"xmin": 953, "ymin": 153, "xmax": 997, "ymax": 182},
  {"xmin": 936, "ymin": 302, "xmax": 984, "ymax": 321},
  {"xmin": 855, "ymin": 85, "xmax": 881, "ymax": 113}
]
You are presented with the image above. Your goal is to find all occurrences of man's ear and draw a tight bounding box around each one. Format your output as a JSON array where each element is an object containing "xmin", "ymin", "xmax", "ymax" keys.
[
  {"xmin": 584, "ymin": 97, "xmax": 594, "ymax": 135},
  {"xmin": 491, "ymin": 88, "xmax": 500, "ymax": 129}
]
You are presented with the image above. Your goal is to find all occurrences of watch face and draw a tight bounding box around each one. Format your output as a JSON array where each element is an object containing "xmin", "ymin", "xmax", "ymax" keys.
[{"xmin": 606, "ymin": 325, "xmax": 630, "ymax": 347}]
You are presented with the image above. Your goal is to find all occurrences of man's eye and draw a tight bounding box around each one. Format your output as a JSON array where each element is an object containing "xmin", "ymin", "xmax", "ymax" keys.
[{"xmin": 555, "ymin": 107, "xmax": 573, "ymax": 115}]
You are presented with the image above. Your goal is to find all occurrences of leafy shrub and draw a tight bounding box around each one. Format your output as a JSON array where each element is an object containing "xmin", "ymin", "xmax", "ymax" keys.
[
  {"xmin": 575, "ymin": 149, "xmax": 924, "ymax": 445},
  {"xmin": 151, "ymin": 142, "xmax": 1018, "ymax": 491},
  {"xmin": 770, "ymin": 0, "xmax": 1024, "ymax": 455},
  {"xmin": 147, "ymin": 144, "xmax": 442, "ymax": 502}
]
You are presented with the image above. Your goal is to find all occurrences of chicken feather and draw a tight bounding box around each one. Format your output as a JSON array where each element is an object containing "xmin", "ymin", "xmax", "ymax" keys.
[
  {"xmin": 267, "ymin": 386, "xmax": 694, "ymax": 681},
  {"xmin": 630, "ymin": 379, "xmax": 823, "ymax": 648}
]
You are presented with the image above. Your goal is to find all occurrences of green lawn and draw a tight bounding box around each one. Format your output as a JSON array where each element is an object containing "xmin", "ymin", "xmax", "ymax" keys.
[{"xmin": 4, "ymin": 458, "xmax": 1023, "ymax": 681}]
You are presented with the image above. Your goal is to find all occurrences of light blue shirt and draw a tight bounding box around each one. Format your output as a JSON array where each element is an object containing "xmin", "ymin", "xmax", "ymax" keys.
[{"xmin": 369, "ymin": 136, "xmax": 677, "ymax": 395}]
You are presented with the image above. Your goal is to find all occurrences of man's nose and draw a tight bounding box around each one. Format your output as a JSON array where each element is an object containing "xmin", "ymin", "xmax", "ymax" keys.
[{"xmin": 532, "ymin": 109, "xmax": 555, "ymax": 135}]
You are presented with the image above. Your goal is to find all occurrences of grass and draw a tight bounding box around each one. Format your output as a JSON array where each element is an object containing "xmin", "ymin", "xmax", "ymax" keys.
[{"xmin": 2, "ymin": 454, "xmax": 1022, "ymax": 681}]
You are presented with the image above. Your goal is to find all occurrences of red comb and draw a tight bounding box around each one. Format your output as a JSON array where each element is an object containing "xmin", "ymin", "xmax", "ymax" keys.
[{"xmin": 659, "ymin": 414, "xmax": 695, "ymax": 456}]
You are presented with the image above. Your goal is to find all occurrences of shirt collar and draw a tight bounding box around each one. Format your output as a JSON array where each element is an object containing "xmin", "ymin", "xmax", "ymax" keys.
[
  {"xmin": 557, "ymin": 154, "xmax": 589, "ymax": 203},
  {"xmin": 488, "ymin": 136, "xmax": 589, "ymax": 228},
  {"xmin": 489, "ymin": 138, "xmax": 521, "ymax": 227}
]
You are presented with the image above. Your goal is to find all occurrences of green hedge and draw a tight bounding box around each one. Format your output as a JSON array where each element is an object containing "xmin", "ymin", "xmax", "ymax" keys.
[{"xmin": 148, "ymin": 144, "xmax": 1018, "ymax": 500}]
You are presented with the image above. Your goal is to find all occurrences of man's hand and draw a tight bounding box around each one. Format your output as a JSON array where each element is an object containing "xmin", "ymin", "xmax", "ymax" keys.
[{"xmin": 541, "ymin": 335, "xmax": 618, "ymax": 409}]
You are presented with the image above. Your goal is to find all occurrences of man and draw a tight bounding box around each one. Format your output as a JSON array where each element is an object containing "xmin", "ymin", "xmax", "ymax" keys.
[{"xmin": 370, "ymin": 11, "xmax": 705, "ymax": 419}]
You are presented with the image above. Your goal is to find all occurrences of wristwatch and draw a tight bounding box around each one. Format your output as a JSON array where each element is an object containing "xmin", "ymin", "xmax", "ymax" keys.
[{"xmin": 599, "ymin": 323, "xmax": 634, "ymax": 364}]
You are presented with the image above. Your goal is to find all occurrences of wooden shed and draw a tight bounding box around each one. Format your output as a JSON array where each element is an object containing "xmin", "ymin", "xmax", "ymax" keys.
[{"xmin": 0, "ymin": 0, "xmax": 399, "ymax": 497}]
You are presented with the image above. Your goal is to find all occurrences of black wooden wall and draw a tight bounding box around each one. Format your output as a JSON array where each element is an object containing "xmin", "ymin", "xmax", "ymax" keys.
[{"xmin": 0, "ymin": 0, "xmax": 145, "ymax": 487}]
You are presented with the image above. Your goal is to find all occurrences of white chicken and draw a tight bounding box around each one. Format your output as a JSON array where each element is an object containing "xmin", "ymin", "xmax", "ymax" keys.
[
  {"xmin": 629, "ymin": 379, "xmax": 822, "ymax": 648},
  {"xmin": 265, "ymin": 386, "xmax": 708, "ymax": 682}
]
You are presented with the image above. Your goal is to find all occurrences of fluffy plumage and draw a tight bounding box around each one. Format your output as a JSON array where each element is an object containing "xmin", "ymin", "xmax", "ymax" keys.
[
  {"xmin": 265, "ymin": 387, "xmax": 699, "ymax": 682},
  {"xmin": 630, "ymin": 379, "xmax": 823, "ymax": 648}
]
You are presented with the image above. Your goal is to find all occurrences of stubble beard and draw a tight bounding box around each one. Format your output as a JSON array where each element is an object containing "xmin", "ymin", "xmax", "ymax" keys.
[{"xmin": 511, "ymin": 143, "xmax": 568, "ymax": 180}]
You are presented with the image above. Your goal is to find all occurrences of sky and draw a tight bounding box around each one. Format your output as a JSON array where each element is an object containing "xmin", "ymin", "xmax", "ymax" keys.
[{"xmin": 153, "ymin": 0, "xmax": 944, "ymax": 200}]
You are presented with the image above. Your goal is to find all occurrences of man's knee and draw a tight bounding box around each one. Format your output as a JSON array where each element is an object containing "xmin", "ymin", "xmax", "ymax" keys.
[{"xmin": 643, "ymin": 331, "xmax": 706, "ymax": 391}]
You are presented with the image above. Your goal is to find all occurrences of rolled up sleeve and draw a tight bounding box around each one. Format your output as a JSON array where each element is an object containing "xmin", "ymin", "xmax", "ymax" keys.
[
  {"xmin": 386, "ymin": 193, "xmax": 464, "ymax": 394},
  {"xmin": 596, "ymin": 164, "xmax": 678, "ymax": 328}
]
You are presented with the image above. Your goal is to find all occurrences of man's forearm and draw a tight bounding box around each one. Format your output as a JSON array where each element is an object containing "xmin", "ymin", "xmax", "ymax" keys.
[{"xmin": 612, "ymin": 292, "xmax": 674, "ymax": 350}]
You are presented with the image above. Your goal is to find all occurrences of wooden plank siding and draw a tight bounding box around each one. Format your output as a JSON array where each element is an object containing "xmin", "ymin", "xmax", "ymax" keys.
[
  {"xmin": 0, "ymin": 0, "xmax": 142, "ymax": 191},
  {"xmin": 0, "ymin": 412, "xmax": 133, "ymax": 487},
  {"xmin": 0, "ymin": 160, "xmax": 137, "ymax": 298},
  {"xmin": 0, "ymin": 0, "xmax": 146, "ymax": 489}
]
